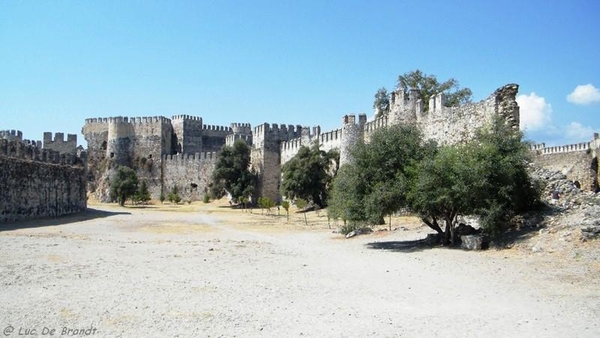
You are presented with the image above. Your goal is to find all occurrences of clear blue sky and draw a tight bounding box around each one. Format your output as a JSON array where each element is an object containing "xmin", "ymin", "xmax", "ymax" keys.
[{"xmin": 1, "ymin": 0, "xmax": 599, "ymax": 147}]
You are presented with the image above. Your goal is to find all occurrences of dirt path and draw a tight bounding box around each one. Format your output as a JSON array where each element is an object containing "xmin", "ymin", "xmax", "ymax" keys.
[{"xmin": 1, "ymin": 203, "xmax": 598, "ymax": 337}]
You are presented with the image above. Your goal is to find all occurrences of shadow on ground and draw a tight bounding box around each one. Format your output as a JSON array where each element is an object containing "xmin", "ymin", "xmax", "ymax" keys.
[
  {"xmin": 367, "ymin": 221, "xmax": 548, "ymax": 253},
  {"xmin": 366, "ymin": 237, "xmax": 438, "ymax": 253},
  {"xmin": 0, "ymin": 208, "xmax": 130, "ymax": 232},
  {"xmin": 489, "ymin": 226, "xmax": 541, "ymax": 249}
]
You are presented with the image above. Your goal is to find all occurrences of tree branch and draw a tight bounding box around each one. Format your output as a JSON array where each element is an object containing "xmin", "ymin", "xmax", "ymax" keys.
[{"xmin": 422, "ymin": 217, "xmax": 443, "ymax": 234}]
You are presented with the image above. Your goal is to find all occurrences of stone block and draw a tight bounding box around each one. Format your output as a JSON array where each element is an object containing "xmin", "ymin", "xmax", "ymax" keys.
[{"xmin": 461, "ymin": 235, "xmax": 484, "ymax": 250}]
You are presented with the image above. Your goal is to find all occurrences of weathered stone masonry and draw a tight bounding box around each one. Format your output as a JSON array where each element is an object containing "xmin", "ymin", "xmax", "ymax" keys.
[
  {"xmin": 530, "ymin": 134, "xmax": 600, "ymax": 191},
  {"xmin": 82, "ymin": 116, "xmax": 248, "ymax": 201},
  {"xmin": 80, "ymin": 83, "xmax": 598, "ymax": 204},
  {"xmin": 0, "ymin": 134, "xmax": 86, "ymax": 222}
]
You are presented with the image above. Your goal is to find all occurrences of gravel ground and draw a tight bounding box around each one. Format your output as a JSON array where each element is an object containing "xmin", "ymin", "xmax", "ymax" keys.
[{"xmin": 1, "ymin": 203, "xmax": 599, "ymax": 338}]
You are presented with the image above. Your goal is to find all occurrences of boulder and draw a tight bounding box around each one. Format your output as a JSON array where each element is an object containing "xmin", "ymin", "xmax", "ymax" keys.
[
  {"xmin": 345, "ymin": 230, "xmax": 358, "ymax": 238},
  {"xmin": 581, "ymin": 225, "xmax": 600, "ymax": 241},
  {"xmin": 455, "ymin": 223, "xmax": 479, "ymax": 236},
  {"xmin": 345, "ymin": 227, "xmax": 373, "ymax": 238},
  {"xmin": 461, "ymin": 235, "xmax": 484, "ymax": 250}
]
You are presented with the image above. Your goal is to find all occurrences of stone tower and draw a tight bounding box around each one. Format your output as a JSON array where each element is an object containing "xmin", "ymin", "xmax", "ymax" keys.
[
  {"xmin": 106, "ymin": 117, "xmax": 135, "ymax": 167},
  {"xmin": 226, "ymin": 123, "xmax": 253, "ymax": 147},
  {"xmin": 171, "ymin": 115, "xmax": 203, "ymax": 154},
  {"xmin": 340, "ymin": 114, "xmax": 367, "ymax": 166}
]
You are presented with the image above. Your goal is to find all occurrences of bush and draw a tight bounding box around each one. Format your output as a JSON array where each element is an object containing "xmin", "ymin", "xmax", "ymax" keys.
[
  {"xmin": 339, "ymin": 222, "xmax": 365, "ymax": 236},
  {"xmin": 281, "ymin": 200, "xmax": 290, "ymax": 221},
  {"xmin": 167, "ymin": 186, "xmax": 181, "ymax": 204},
  {"xmin": 203, "ymin": 194, "xmax": 210, "ymax": 203},
  {"xmin": 258, "ymin": 197, "xmax": 276, "ymax": 215}
]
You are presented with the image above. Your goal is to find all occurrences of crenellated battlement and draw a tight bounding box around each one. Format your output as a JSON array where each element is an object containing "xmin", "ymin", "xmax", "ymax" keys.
[
  {"xmin": 254, "ymin": 123, "xmax": 304, "ymax": 136},
  {"xmin": 428, "ymin": 93, "xmax": 446, "ymax": 113},
  {"xmin": 530, "ymin": 143, "xmax": 546, "ymax": 151},
  {"xmin": 342, "ymin": 114, "xmax": 368, "ymax": 126},
  {"xmin": 171, "ymin": 115, "xmax": 202, "ymax": 121},
  {"xmin": 318, "ymin": 128, "xmax": 342, "ymax": 145},
  {"xmin": 231, "ymin": 122, "xmax": 252, "ymax": 135},
  {"xmin": 388, "ymin": 88, "xmax": 422, "ymax": 123},
  {"xmin": 43, "ymin": 132, "xmax": 78, "ymax": 155},
  {"xmin": 252, "ymin": 122, "xmax": 304, "ymax": 152},
  {"xmin": 202, "ymin": 124, "xmax": 232, "ymax": 132},
  {"xmin": 84, "ymin": 117, "xmax": 109, "ymax": 124},
  {"xmin": 43, "ymin": 132, "xmax": 77, "ymax": 143},
  {"xmin": 226, "ymin": 133, "xmax": 253, "ymax": 147},
  {"xmin": 23, "ymin": 139, "xmax": 43, "ymax": 148},
  {"xmin": 0, "ymin": 130, "xmax": 23, "ymax": 141},
  {"xmin": 85, "ymin": 116, "xmax": 173, "ymax": 125},
  {"xmin": 231, "ymin": 123, "xmax": 251, "ymax": 128},
  {"xmin": 364, "ymin": 115, "xmax": 389, "ymax": 134},
  {"xmin": 162, "ymin": 152, "xmax": 218, "ymax": 162},
  {"xmin": 0, "ymin": 138, "xmax": 83, "ymax": 166},
  {"xmin": 533, "ymin": 142, "xmax": 591, "ymax": 155}
]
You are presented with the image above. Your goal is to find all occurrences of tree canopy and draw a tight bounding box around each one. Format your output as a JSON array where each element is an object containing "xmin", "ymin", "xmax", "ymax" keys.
[
  {"xmin": 328, "ymin": 118, "xmax": 541, "ymax": 244},
  {"xmin": 110, "ymin": 166, "xmax": 139, "ymax": 206},
  {"xmin": 408, "ymin": 118, "xmax": 541, "ymax": 242},
  {"xmin": 210, "ymin": 139, "xmax": 257, "ymax": 203},
  {"xmin": 134, "ymin": 180, "xmax": 151, "ymax": 204},
  {"xmin": 328, "ymin": 124, "xmax": 434, "ymax": 225},
  {"xmin": 397, "ymin": 69, "xmax": 472, "ymax": 111},
  {"xmin": 281, "ymin": 142, "xmax": 339, "ymax": 207},
  {"xmin": 373, "ymin": 87, "xmax": 390, "ymax": 118}
]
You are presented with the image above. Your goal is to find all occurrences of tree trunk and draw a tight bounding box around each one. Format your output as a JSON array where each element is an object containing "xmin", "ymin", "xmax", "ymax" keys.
[{"xmin": 422, "ymin": 217, "xmax": 444, "ymax": 235}]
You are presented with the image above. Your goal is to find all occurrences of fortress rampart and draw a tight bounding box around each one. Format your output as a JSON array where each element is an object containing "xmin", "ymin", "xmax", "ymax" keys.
[
  {"xmin": 0, "ymin": 137, "xmax": 86, "ymax": 222},
  {"xmin": 279, "ymin": 125, "xmax": 342, "ymax": 164},
  {"xmin": 160, "ymin": 152, "xmax": 217, "ymax": 201},
  {"xmin": 0, "ymin": 130, "xmax": 23, "ymax": 141},
  {"xmin": 251, "ymin": 123, "xmax": 303, "ymax": 200},
  {"xmin": 226, "ymin": 123, "xmax": 253, "ymax": 147},
  {"xmin": 82, "ymin": 114, "xmax": 252, "ymax": 201},
  {"xmin": 172, "ymin": 115, "xmax": 203, "ymax": 154},
  {"xmin": 530, "ymin": 134, "xmax": 600, "ymax": 191},
  {"xmin": 44, "ymin": 132, "xmax": 77, "ymax": 155},
  {"xmin": 79, "ymin": 83, "xmax": 597, "ymax": 204}
]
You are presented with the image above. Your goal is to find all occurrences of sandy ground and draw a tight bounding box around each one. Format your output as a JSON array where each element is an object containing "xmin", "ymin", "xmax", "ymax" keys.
[{"xmin": 1, "ymin": 201, "xmax": 599, "ymax": 338}]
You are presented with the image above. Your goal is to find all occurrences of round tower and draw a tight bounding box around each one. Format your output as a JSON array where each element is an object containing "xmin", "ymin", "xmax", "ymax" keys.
[
  {"xmin": 106, "ymin": 117, "xmax": 135, "ymax": 166},
  {"xmin": 340, "ymin": 114, "xmax": 366, "ymax": 166},
  {"xmin": 227, "ymin": 123, "xmax": 253, "ymax": 147}
]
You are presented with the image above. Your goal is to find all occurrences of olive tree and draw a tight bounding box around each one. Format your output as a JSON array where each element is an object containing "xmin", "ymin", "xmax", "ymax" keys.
[
  {"xmin": 210, "ymin": 139, "xmax": 257, "ymax": 203},
  {"xmin": 397, "ymin": 69, "xmax": 472, "ymax": 111},
  {"xmin": 110, "ymin": 166, "xmax": 138, "ymax": 206}
]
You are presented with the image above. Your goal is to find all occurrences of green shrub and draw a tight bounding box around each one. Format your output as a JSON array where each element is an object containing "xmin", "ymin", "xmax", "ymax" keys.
[{"xmin": 339, "ymin": 222, "xmax": 362, "ymax": 236}]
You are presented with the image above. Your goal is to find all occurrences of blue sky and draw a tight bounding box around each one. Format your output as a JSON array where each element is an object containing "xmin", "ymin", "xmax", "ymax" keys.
[{"xmin": 1, "ymin": 0, "xmax": 599, "ymax": 147}]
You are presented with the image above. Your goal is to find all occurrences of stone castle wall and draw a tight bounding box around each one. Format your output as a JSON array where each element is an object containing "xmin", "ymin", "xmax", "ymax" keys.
[
  {"xmin": 82, "ymin": 115, "xmax": 252, "ymax": 201},
  {"xmin": 530, "ymin": 134, "xmax": 600, "ymax": 191},
  {"xmin": 83, "ymin": 116, "xmax": 174, "ymax": 167},
  {"xmin": 161, "ymin": 152, "xmax": 217, "ymax": 201},
  {"xmin": 0, "ymin": 138, "xmax": 86, "ymax": 222},
  {"xmin": 226, "ymin": 123, "xmax": 253, "ymax": 147},
  {"xmin": 79, "ymin": 83, "xmax": 597, "ymax": 205},
  {"xmin": 388, "ymin": 84, "xmax": 520, "ymax": 145},
  {"xmin": 278, "ymin": 84, "xmax": 520, "ymax": 173},
  {"xmin": 43, "ymin": 132, "xmax": 77, "ymax": 155},
  {"xmin": 172, "ymin": 115, "xmax": 203, "ymax": 154},
  {"xmin": 200, "ymin": 124, "xmax": 233, "ymax": 152},
  {"xmin": 0, "ymin": 130, "xmax": 23, "ymax": 142},
  {"xmin": 280, "ymin": 126, "xmax": 343, "ymax": 164},
  {"xmin": 251, "ymin": 123, "xmax": 303, "ymax": 200}
]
